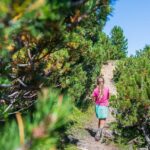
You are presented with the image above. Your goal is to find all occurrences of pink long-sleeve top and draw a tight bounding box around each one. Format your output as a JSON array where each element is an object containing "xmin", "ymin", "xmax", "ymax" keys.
[{"xmin": 92, "ymin": 86, "xmax": 110, "ymax": 106}]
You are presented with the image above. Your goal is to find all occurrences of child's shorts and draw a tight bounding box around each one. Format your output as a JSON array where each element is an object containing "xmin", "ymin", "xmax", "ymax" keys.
[{"xmin": 95, "ymin": 105, "xmax": 108, "ymax": 119}]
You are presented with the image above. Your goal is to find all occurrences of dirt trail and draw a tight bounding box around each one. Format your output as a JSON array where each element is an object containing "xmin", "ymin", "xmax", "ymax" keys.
[{"xmin": 74, "ymin": 60, "xmax": 119, "ymax": 150}]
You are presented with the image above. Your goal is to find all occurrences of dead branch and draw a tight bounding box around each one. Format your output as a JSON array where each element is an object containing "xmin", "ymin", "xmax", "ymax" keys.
[
  {"xmin": 128, "ymin": 137, "xmax": 139, "ymax": 144},
  {"xmin": 8, "ymin": 101, "xmax": 37, "ymax": 115},
  {"xmin": 23, "ymin": 91, "xmax": 31, "ymax": 96},
  {"xmin": 23, "ymin": 93, "xmax": 37, "ymax": 99},
  {"xmin": 17, "ymin": 64, "xmax": 30, "ymax": 67},
  {"xmin": 0, "ymin": 84, "xmax": 12, "ymax": 88},
  {"xmin": 17, "ymin": 78, "xmax": 28, "ymax": 87},
  {"xmin": 8, "ymin": 91, "xmax": 19, "ymax": 98},
  {"xmin": 3, "ymin": 101, "xmax": 14, "ymax": 113},
  {"xmin": 27, "ymin": 49, "xmax": 32, "ymax": 61}
]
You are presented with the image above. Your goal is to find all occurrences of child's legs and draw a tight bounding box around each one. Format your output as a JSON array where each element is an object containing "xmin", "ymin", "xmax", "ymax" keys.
[
  {"xmin": 98, "ymin": 119, "xmax": 106, "ymax": 128},
  {"xmin": 95, "ymin": 105, "xmax": 108, "ymax": 128}
]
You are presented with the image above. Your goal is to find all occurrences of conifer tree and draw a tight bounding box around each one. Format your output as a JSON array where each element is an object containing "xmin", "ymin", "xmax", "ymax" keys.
[
  {"xmin": 112, "ymin": 47, "xmax": 150, "ymax": 148},
  {"xmin": 110, "ymin": 25, "xmax": 128, "ymax": 59}
]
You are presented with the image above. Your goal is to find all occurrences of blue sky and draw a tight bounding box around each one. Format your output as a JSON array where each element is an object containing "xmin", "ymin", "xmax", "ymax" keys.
[{"xmin": 103, "ymin": 0, "xmax": 150, "ymax": 56}]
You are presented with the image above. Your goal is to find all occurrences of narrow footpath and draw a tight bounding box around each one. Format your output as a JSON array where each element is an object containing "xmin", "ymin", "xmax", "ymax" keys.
[{"xmin": 75, "ymin": 60, "xmax": 119, "ymax": 150}]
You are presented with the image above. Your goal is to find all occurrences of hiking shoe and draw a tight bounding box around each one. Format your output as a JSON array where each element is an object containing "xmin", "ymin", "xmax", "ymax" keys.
[
  {"xmin": 95, "ymin": 129, "xmax": 102, "ymax": 141},
  {"xmin": 99, "ymin": 130, "xmax": 104, "ymax": 143},
  {"xmin": 95, "ymin": 130, "xmax": 100, "ymax": 141}
]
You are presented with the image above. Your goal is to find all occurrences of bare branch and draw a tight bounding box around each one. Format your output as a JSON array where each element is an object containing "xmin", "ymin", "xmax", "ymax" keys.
[
  {"xmin": 8, "ymin": 101, "xmax": 37, "ymax": 115},
  {"xmin": 17, "ymin": 64, "xmax": 29, "ymax": 67},
  {"xmin": 3, "ymin": 103, "xmax": 13, "ymax": 113},
  {"xmin": 8, "ymin": 73, "xmax": 17, "ymax": 79},
  {"xmin": 128, "ymin": 137, "xmax": 139, "ymax": 144},
  {"xmin": 0, "ymin": 84, "xmax": 12, "ymax": 88},
  {"xmin": 23, "ymin": 91, "xmax": 31, "ymax": 96},
  {"xmin": 27, "ymin": 49, "xmax": 32, "ymax": 61},
  {"xmin": 17, "ymin": 78, "xmax": 28, "ymax": 87},
  {"xmin": 8, "ymin": 91, "xmax": 19, "ymax": 98},
  {"xmin": 23, "ymin": 93, "xmax": 37, "ymax": 99}
]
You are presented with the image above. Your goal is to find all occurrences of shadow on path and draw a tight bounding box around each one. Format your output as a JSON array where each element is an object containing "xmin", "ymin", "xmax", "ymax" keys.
[{"xmin": 85, "ymin": 128, "xmax": 96, "ymax": 138}]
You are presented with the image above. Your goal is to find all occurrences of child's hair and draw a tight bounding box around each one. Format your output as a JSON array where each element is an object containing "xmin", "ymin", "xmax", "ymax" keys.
[{"xmin": 96, "ymin": 74, "xmax": 105, "ymax": 85}]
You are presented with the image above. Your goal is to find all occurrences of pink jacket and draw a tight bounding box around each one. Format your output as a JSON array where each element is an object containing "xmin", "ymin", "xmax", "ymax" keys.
[{"xmin": 92, "ymin": 86, "xmax": 110, "ymax": 106}]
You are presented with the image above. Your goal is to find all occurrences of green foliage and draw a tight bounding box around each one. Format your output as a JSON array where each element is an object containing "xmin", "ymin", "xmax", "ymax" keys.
[
  {"xmin": 65, "ymin": 145, "xmax": 78, "ymax": 150},
  {"xmin": 0, "ymin": 0, "xmax": 118, "ymax": 149},
  {"xmin": 0, "ymin": 121, "xmax": 20, "ymax": 150},
  {"xmin": 0, "ymin": 88, "xmax": 72, "ymax": 150},
  {"xmin": 111, "ymin": 47, "xmax": 150, "ymax": 148},
  {"xmin": 0, "ymin": 0, "xmax": 117, "ymax": 113},
  {"xmin": 110, "ymin": 26, "xmax": 128, "ymax": 59}
]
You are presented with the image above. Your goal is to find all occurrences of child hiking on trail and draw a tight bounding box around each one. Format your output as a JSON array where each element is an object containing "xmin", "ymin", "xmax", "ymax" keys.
[{"xmin": 92, "ymin": 75, "xmax": 110, "ymax": 141}]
